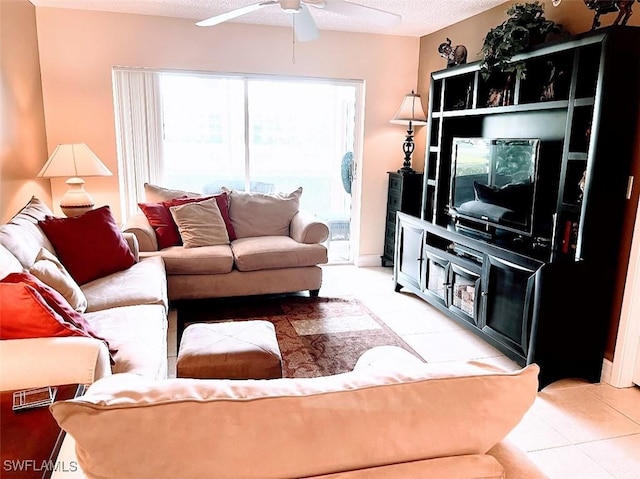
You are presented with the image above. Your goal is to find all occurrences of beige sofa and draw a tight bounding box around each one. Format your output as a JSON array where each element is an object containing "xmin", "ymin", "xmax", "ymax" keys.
[
  {"xmin": 48, "ymin": 346, "xmax": 548, "ymax": 479},
  {"xmin": 0, "ymin": 197, "xmax": 169, "ymax": 384},
  {"xmin": 124, "ymin": 184, "xmax": 330, "ymax": 301}
]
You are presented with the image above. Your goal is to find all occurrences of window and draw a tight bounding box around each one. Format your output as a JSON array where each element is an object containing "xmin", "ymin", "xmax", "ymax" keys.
[{"xmin": 113, "ymin": 69, "xmax": 362, "ymax": 263}]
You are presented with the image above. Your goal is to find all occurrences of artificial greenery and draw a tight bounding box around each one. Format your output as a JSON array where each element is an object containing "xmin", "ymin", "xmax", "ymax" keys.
[{"xmin": 479, "ymin": 2, "xmax": 561, "ymax": 80}]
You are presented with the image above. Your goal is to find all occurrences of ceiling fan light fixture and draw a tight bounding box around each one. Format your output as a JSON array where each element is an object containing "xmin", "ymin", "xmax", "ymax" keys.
[{"xmin": 281, "ymin": 0, "xmax": 302, "ymax": 12}]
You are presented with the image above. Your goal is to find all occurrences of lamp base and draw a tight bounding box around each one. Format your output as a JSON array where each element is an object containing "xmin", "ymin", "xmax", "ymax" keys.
[
  {"xmin": 397, "ymin": 126, "xmax": 417, "ymax": 175},
  {"xmin": 60, "ymin": 177, "xmax": 95, "ymax": 217}
]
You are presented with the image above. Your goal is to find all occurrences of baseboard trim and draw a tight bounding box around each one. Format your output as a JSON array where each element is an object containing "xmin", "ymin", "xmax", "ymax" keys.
[
  {"xmin": 601, "ymin": 358, "xmax": 613, "ymax": 385},
  {"xmin": 356, "ymin": 255, "xmax": 384, "ymax": 267}
]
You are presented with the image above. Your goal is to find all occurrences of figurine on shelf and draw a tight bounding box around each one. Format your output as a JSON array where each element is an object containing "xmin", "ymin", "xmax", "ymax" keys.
[
  {"xmin": 437, "ymin": 38, "xmax": 468, "ymax": 67},
  {"xmin": 486, "ymin": 75, "xmax": 514, "ymax": 107},
  {"xmin": 540, "ymin": 60, "xmax": 564, "ymax": 101},
  {"xmin": 583, "ymin": 0, "xmax": 637, "ymax": 30}
]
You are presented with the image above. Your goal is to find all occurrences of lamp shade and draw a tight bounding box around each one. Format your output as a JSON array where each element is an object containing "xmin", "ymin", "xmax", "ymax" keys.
[
  {"xmin": 390, "ymin": 91, "xmax": 427, "ymax": 125},
  {"xmin": 37, "ymin": 143, "xmax": 112, "ymax": 217},
  {"xmin": 37, "ymin": 143, "xmax": 112, "ymax": 178}
]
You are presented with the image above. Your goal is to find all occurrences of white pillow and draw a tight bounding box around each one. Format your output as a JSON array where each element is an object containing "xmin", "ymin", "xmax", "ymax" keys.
[
  {"xmin": 29, "ymin": 247, "xmax": 88, "ymax": 312},
  {"xmin": 224, "ymin": 187, "xmax": 302, "ymax": 238},
  {"xmin": 169, "ymin": 198, "xmax": 230, "ymax": 248}
]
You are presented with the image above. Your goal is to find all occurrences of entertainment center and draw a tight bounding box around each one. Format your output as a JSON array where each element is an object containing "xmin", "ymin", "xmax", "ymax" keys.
[{"xmin": 393, "ymin": 26, "xmax": 640, "ymax": 388}]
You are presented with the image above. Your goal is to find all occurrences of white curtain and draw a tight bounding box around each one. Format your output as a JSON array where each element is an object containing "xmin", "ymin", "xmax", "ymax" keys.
[{"xmin": 112, "ymin": 69, "xmax": 163, "ymax": 222}]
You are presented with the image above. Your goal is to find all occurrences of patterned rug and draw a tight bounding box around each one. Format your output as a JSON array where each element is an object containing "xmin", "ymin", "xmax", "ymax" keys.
[{"xmin": 175, "ymin": 295, "xmax": 419, "ymax": 378}]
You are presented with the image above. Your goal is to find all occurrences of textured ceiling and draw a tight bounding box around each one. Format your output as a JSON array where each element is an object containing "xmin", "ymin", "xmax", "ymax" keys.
[{"xmin": 29, "ymin": 0, "xmax": 509, "ymax": 37}]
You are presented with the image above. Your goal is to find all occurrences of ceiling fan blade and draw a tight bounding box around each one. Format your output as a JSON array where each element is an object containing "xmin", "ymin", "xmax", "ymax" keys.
[
  {"xmin": 295, "ymin": 5, "xmax": 320, "ymax": 42},
  {"xmin": 319, "ymin": 0, "xmax": 401, "ymax": 27},
  {"xmin": 196, "ymin": 1, "xmax": 278, "ymax": 27}
]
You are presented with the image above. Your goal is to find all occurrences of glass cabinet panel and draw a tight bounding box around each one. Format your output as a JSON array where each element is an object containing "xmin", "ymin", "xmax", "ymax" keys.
[
  {"xmin": 450, "ymin": 264, "xmax": 480, "ymax": 325},
  {"xmin": 425, "ymin": 251, "xmax": 449, "ymax": 306}
]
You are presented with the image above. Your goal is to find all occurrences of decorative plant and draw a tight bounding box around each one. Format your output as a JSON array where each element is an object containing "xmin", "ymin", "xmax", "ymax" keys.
[{"xmin": 479, "ymin": 2, "xmax": 562, "ymax": 80}]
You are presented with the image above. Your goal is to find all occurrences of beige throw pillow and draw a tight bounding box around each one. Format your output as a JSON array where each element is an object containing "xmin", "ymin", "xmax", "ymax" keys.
[
  {"xmin": 143, "ymin": 183, "xmax": 201, "ymax": 203},
  {"xmin": 28, "ymin": 247, "xmax": 88, "ymax": 313},
  {"xmin": 0, "ymin": 196, "xmax": 55, "ymax": 268},
  {"xmin": 224, "ymin": 187, "xmax": 302, "ymax": 238},
  {"xmin": 169, "ymin": 198, "xmax": 229, "ymax": 248}
]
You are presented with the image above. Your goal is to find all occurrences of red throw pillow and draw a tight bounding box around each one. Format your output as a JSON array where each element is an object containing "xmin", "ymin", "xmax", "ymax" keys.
[
  {"xmin": 164, "ymin": 193, "xmax": 237, "ymax": 241},
  {"xmin": 138, "ymin": 202, "xmax": 182, "ymax": 249},
  {"xmin": 38, "ymin": 206, "xmax": 136, "ymax": 285},
  {"xmin": 0, "ymin": 282, "xmax": 97, "ymax": 340},
  {"xmin": 1, "ymin": 272, "xmax": 108, "ymax": 343}
]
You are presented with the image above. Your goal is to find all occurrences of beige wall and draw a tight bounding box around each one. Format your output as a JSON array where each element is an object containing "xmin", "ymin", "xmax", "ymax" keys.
[
  {"xmin": 0, "ymin": 0, "xmax": 51, "ymax": 222},
  {"xmin": 34, "ymin": 7, "xmax": 421, "ymax": 261},
  {"xmin": 416, "ymin": 0, "xmax": 640, "ymax": 363}
]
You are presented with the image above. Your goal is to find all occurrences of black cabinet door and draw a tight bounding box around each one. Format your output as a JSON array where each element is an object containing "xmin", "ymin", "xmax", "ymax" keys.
[
  {"xmin": 395, "ymin": 222, "xmax": 425, "ymax": 291},
  {"xmin": 449, "ymin": 263, "xmax": 481, "ymax": 326},
  {"xmin": 480, "ymin": 255, "xmax": 538, "ymax": 359}
]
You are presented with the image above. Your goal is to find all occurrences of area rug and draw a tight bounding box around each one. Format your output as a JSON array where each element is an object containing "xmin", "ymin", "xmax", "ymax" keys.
[{"xmin": 175, "ymin": 295, "xmax": 420, "ymax": 378}]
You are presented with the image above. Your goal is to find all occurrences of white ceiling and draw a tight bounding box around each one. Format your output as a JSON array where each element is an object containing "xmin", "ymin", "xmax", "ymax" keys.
[{"xmin": 29, "ymin": 0, "xmax": 508, "ymax": 37}]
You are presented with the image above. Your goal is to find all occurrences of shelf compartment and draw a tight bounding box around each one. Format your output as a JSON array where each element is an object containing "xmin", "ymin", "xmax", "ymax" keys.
[
  {"xmin": 575, "ymin": 43, "xmax": 602, "ymax": 98},
  {"xmin": 518, "ymin": 51, "xmax": 574, "ymax": 105},
  {"xmin": 569, "ymin": 105, "xmax": 594, "ymax": 153},
  {"xmin": 443, "ymin": 73, "xmax": 475, "ymax": 111}
]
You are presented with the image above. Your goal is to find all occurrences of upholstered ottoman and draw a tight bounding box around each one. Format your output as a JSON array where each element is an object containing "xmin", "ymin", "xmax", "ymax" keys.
[{"xmin": 176, "ymin": 321, "xmax": 283, "ymax": 379}]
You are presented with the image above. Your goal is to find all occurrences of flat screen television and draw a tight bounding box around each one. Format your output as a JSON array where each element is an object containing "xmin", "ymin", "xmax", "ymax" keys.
[{"xmin": 448, "ymin": 138, "xmax": 540, "ymax": 237}]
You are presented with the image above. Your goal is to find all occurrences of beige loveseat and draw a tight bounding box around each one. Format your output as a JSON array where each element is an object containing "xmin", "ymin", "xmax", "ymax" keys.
[
  {"xmin": 49, "ymin": 346, "xmax": 548, "ymax": 479},
  {"xmin": 124, "ymin": 184, "xmax": 330, "ymax": 301},
  {"xmin": 0, "ymin": 197, "xmax": 169, "ymax": 385}
]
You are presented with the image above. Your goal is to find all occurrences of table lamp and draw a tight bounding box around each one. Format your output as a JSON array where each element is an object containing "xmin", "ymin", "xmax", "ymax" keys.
[
  {"xmin": 37, "ymin": 143, "xmax": 113, "ymax": 217},
  {"xmin": 390, "ymin": 91, "xmax": 427, "ymax": 174}
]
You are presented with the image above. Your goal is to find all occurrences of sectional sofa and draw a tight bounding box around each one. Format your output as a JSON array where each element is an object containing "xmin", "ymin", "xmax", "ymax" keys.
[{"xmin": 0, "ymin": 197, "xmax": 169, "ymax": 385}]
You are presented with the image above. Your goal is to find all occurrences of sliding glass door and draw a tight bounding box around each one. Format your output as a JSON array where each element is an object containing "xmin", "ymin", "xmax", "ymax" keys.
[{"xmin": 157, "ymin": 72, "xmax": 359, "ymax": 263}]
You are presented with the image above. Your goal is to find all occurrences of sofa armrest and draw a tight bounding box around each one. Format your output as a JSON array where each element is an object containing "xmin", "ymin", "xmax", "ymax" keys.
[
  {"xmin": 290, "ymin": 210, "xmax": 329, "ymax": 244},
  {"xmin": 122, "ymin": 232, "xmax": 140, "ymax": 262},
  {"xmin": 487, "ymin": 440, "xmax": 549, "ymax": 479},
  {"xmin": 123, "ymin": 212, "xmax": 159, "ymax": 252},
  {"xmin": 0, "ymin": 337, "xmax": 111, "ymax": 391}
]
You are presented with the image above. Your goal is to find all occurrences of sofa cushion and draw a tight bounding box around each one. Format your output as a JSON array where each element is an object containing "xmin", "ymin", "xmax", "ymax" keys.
[
  {"xmin": 38, "ymin": 206, "xmax": 136, "ymax": 285},
  {"xmin": 0, "ymin": 274, "xmax": 108, "ymax": 351},
  {"xmin": 224, "ymin": 187, "xmax": 302, "ymax": 238},
  {"xmin": 313, "ymin": 455, "xmax": 505, "ymax": 479},
  {"xmin": 51, "ymin": 362, "xmax": 538, "ymax": 479},
  {"xmin": 165, "ymin": 194, "xmax": 236, "ymax": 241},
  {"xmin": 232, "ymin": 236, "xmax": 327, "ymax": 272},
  {"xmin": 142, "ymin": 245, "xmax": 234, "ymax": 275},
  {"xmin": 0, "ymin": 196, "xmax": 54, "ymax": 268},
  {"xmin": 81, "ymin": 256, "xmax": 168, "ymax": 313},
  {"xmin": 0, "ymin": 244, "xmax": 23, "ymax": 280},
  {"xmin": 143, "ymin": 183, "xmax": 200, "ymax": 203},
  {"xmin": 139, "ymin": 193, "xmax": 236, "ymax": 249},
  {"xmin": 0, "ymin": 282, "xmax": 89, "ymax": 340},
  {"xmin": 84, "ymin": 304, "xmax": 167, "ymax": 379},
  {"xmin": 1, "ymin": 272, "xmax": 111, "ymax": 350},
  {"xmin": 137, "ymin": 202, "xmax": 182, "ymax": 250},
  {"xmin": 29, "ymin": 247, "xmax": 88, "ymax": 313},
  {"xmin": 169, "ymin": 197, "xmax": 230, "ymax": 248}
]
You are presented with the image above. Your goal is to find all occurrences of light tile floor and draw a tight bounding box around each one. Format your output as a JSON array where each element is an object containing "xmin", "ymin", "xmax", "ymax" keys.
[{"xmin": 167, "ymin": 265, "xmax": 640, "ymax": 479}]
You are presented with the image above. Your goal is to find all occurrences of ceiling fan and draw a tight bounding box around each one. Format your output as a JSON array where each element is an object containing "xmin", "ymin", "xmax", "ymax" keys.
[{"xmin": 196, "ymin": 0, "xmax": 402, "ymax": 42}]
